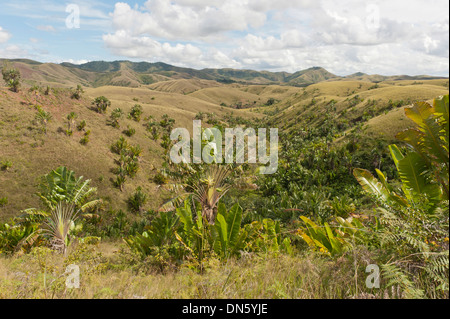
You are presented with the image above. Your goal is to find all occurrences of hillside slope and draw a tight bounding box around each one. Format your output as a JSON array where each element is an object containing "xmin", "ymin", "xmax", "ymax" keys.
[
  {"xmin": 0, "ymin": 85, "xmax": 259, "ymax": 220},
  {"xmin": 3, "ymin": 59, "xmax": 447, "ymax": 90}
]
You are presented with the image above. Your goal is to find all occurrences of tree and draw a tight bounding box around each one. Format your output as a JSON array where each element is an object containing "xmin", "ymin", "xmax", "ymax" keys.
[
  {"xmin": 129, "ymin": 104, "xmax": 143, "ymax": 122},
  {"xmin": 36, "ymin": 166, "xmax": 101, "ymax": 212},
  {"xmin": 92, "ymin": 96, "xmax": 111, "ymax": 114},
  {"xmin": 109, "ymin": 108, "xmax": 124, "ymax": 128},
  {"xmin": 66, "ymin": 112, "xmax": 78, "ymax": 136},
  {"xmin": 159, "ymin": 165, "xmax": 231, "ymax": 224},
  {"xmin": 34, "ymin": 109, "xmax": 52, "ymax": 133},
  {"xmin": 71, "ymin": 84, "xmax": 84, "ymax": 100},
  {"xmin": 2, "ymin": 64, "xmax": 21, "ymax": 92},
  {"xmin": 42, "ymin": 202, "xmax": 79, "ymax": 256},
  {"xmin": 353, "ymin": 95, "xmax": 449, "ymax": 298}
]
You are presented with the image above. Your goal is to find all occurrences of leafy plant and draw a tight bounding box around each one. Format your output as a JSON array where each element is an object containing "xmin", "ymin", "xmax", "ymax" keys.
[
  {"xmin": 297, "ymin": 216, "xmax": 348, "ymax": 256},
  {"xmin": 353, "ymin": 95, "xmax": 449, "ymax": 298},
  {"xmin": 66, "ymin": 112, "xmax": 78, "ymax": 136},
  {"xmin": 129, "ymin": 104, "xmax": 143, "ymax": 122},
  {"xmin": 71, "ymin": 85, "xmax": 84, "ymax": 100},
  {"xmin": 123, "ymin": 125, "xmax": 136, "ymax": 137},
  {"xmin": 125, "ymin": 211, "xmax": 180, "ymax": 257},
  {"xmin": 1, "ymin": 160, "xmax": 12, "ymax": 171},
  {"xmin": 0, "ymin": 197, "xmax": 8, "ymax": 206},
  {"xmin": 127, "ymin": 186, "xmax": 148, "ymax": 214},
  {"xmin": 159, "ymin": 165, "xmax": 231, "ymax": 225},
  {"xmin": 109, "ymin": 108, "xmax": 124, "ymax": 128},
  {"xmin": 173, "ymin": 199, "xmax": 213, "ymax": 272},
  {"xmin": 92, "ymin": 96, "xmax": 111, "ymax": 114},
  {"xmin": 0, "ymin": 220, "xmax": 42, "ymax": 254},
  {"xmin": 42, "ymin": 202, "xmax": 80, "ymax": 255},
  {"xmin": 211, "ymin": 202, "xmax": 248, "ymax": 259},
  {"xmin": 35, "ymin": 166, "xmax": 101, "ymax": 212},
  {"xmin": 34, "ymin": 109, "xmax": 52, "ymax": 133},
  {"xmin": 77, "ymin": 120, "xmax": 87, "ymax": 131},
  {"xmin": 2, "ymin": 64, "xmax": 21, "ymax": 92}
]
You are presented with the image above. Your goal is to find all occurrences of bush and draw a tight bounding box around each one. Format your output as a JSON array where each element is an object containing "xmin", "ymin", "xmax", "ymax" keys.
[
  {"xmin": 71, "ymin": 85, "xmax": 84, "ymax": 100},
  {"xmin": 129, "ymin": 104, "xmax": 143, "ymax": 122},
  {"xmin": 77, "ymin": 120, "xmax": 87, "ymax": 131},
  {"xmin": 127, "ymin": 187, "xmax": 148, "ymax": 214},
  {"xmin": 1, "ymin": 160, "xmax": 12, "ymax": 171},
  {"xmin": 0, "ymin": 197, "xmax": 8, "ymax": 206},
  {"xmin": 123, "ymin": 125, "xmax": 136, "ymax": 137},
  {"xmin": 1, "ymin": 65, "xmax": 21, "ymax": 92},
  {"xmin": 92, "ymin": 96, "xmax": 111, "ymax": 114},
  {"xmin": 80, "ymin": 135, "xmax": 90, "ymax": 145}
]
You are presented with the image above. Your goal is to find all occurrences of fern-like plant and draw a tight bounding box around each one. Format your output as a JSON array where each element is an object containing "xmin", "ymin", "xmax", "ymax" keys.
[
  {"xmin": 42, "ymin": 202, "xmax": 79, "ymax": 255},
  {"xmin": 353, "ymin": 95, "xmax": 449, "ymax": 298}
]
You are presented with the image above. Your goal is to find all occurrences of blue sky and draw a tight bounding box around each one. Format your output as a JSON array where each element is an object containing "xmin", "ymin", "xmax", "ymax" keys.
[{"xmin": 0, "ymin": 0, "xmax": 448, "ymax": 76}]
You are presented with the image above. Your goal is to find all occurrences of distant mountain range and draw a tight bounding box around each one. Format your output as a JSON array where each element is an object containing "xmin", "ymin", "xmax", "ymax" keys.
[{"xmin": 1, "ymin": 58, "xmax": 447, "ymax": 88}]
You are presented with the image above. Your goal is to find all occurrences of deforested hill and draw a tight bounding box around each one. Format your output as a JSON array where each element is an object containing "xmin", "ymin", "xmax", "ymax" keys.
[
  {"xmin": 0, "ymin": 58, "xmax": 448, "ymax": 220},
  {"xmin": 2, "ymin": 58, "xmax": 447, "ymax": 89}
]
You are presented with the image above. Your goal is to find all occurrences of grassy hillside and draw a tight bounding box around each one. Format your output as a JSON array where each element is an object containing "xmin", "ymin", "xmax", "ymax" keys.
[
  {"xmin": 0, "ymin": 61, "xmax": 448, "ymax": 300},
  {"xmin": 0, "ymin": 85, "xmax": 259, "ymax": 220},
  {"xmin": 263, "ymin": 79, "xmax": 449, "ymax": 141},
  {"xmin": 4, "ymin": 59, "xmax": 447, "ymax": 90},
  {"xmin": 1, "ymin": 77, "xmax": 447, "ymax": 220}
]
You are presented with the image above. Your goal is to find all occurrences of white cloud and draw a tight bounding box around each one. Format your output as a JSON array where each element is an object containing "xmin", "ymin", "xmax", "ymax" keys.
[
  {"xmin": 36, "ymin": 25, "xmax": 56, "ymax": 32},
  {"xmin": 101, "ymin": 0, "xmax": 449, "ymax": 76},
  {"xmin": 63, "ymin": 59, "xmax": 90, "ymax": 65},
  {"xmin": 103, "ymin": 30, "xmax": 203, "ymax": 66},
  {"xmin": 0, "ymin": 45, "xmax": 30, "ymax": 59},
  {"xmin": 109, "ymin": 1, "xmax": 270, "ymax": 41},
  {"xmin": 0, "ymin": 27, "xmax": 11, "ymax": 44}
]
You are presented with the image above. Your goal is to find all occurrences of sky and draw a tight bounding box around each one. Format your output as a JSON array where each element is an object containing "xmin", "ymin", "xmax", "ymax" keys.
[{"xmin": 0, "ymin": 0, "xmax": 448, "ymax": 76}]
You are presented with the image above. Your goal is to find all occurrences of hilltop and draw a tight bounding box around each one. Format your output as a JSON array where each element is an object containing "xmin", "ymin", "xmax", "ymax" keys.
[{"xmin": 1, "ymin": 59, "xmax": 447, "ymax": 90}]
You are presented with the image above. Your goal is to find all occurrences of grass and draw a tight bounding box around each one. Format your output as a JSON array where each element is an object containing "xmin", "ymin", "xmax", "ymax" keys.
[
  {"xmin": 0, "ymin": 241, "xmax": 383, "ymax": 299},
  {"xmin": 0, "ymin": 85, "xmax": 259, "ymax": 220},
  {"xmin": 268, "ymin": 79, "xmax": 449, "ymax": 141},
  {"xmin": 1, "ymin": 79, "xmax": 448, "ymax": 221}
]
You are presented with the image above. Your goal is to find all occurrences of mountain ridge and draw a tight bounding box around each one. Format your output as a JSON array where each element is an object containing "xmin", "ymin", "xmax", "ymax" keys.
[{"xmin": 1, "ymin": 58, "xmax": 448, "ymax": 89}]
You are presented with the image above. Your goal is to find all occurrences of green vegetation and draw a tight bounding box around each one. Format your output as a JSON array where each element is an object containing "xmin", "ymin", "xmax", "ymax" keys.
[
  {"xmin": 128, "ymin": 104, "xmax": 143, "ymax": 122},
  {"xmin": 109, "ymin": 108, "xmax": 124, "ymax": 129},
  {"xmin": 92, "ymin": 96, "xmax": 111, "ymax": 114},
  {"xmin": 0, "ymin": 65, "xmax": 448, "ymax": 299},
  {"xmin": 1, "ymin": 64, "xmax": 21, "ymax": 92},
  {"xmin": 71, "ymin": 85, "xmax": 84, "ymax": 100},
  {"xmin": 0, "ymin": 160, "xmax": 13, "ymax": 171}
]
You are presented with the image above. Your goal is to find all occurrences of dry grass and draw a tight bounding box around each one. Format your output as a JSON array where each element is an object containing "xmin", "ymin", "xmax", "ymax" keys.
[
  {"xmin": 0, "ymin": 79, "xmax": 448, "ymax": 221},
  {"xmin": 0, "ymin": 242, "xmax": 375, "ymax": 299},
  {"xmin": 148, "ymin": 79, "xmax": 222, "ymax": 94},
  {"xmin": 0, "ymin": 85, "xmax": 259, "ymax": 220},
  {"xmin": 270, "ymin": 79, "xmax": 448, "ymax": 140}
]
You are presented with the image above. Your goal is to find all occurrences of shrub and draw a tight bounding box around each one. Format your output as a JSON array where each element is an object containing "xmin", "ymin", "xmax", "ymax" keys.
[
  {"xmin": 1, "ymin": 64, "xmax": 21, "ymax": 92},
  {"xmin": 77, "ymin": 120, "xmax": 87, "ymax": 131},
  {"xmin": 129, "ymin": 104, "xmax": 143, "ymax": 122},
  {"xmin": 1, "ymin": 160, "xmax": 12, "ymax": 171},
  {"xmin": 109, "ymin": 108, "xmax": 124, "ymax": 128},
  {"xmin": 127, "ymin": 186, "xmax": 148, "ymax": 214},
  {"xmin": 34, "ymin": 109, "xmax": 52, "ymax": 133},
  {"xmin": 71, "ymin": 85, "xmax": 84, "ymax": 100},
  {"xmin": 80, "ymin": 135, "xmax": 89, "ymax": 145},
  {"xmin": 123, "ymin": 125, "xmax": 136, "ymax": 137},
  {"xmin": 92, "ymin": 96, "xmax": 111, "ymax": 114},
  {"xmin": 353, "ymin": 95, "xmax": 449, "ymax": 298},
  {"xmin": 0, "ymin": 197, "xmax": 8, "ymax": 206}
]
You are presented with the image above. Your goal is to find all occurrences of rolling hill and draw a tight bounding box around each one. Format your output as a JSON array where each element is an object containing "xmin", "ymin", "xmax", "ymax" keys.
[
  {"xmin": 2, "ymin": 59, "xmax": 447, "ymax": 90},
  {"xmin": 0, "ymin": 58, "xmax": 448, "ymax": 221}
]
